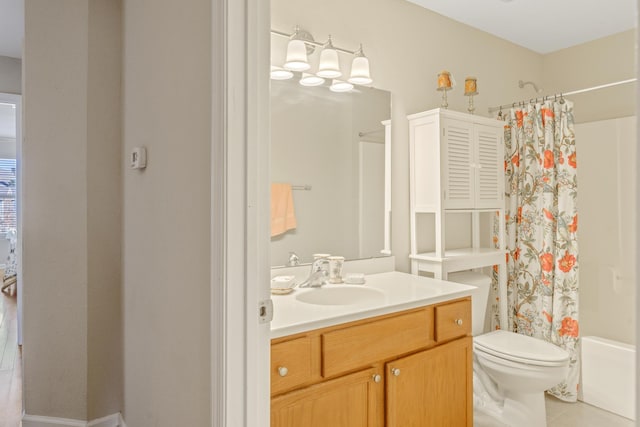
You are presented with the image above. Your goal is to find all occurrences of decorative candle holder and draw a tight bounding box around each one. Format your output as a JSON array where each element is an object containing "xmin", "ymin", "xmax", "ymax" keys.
[
  {"xmin": 464, "ymin": 76, "xmax": 478, "ymax": 114},
  {"xmin": 437, "ymin": 70, "xmax": 453, "ymax": 109}
]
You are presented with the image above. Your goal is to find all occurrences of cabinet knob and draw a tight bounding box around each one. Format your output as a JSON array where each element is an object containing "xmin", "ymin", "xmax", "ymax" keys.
[
  {"xmin": 372, "ymin": 374, "xmax": 382, "ymax": 383},
  {"xmin": 278, "ymin": 366, "xmax": 288, "ymax": 377},
  {"xmin": 455, "ymin": 318, "xmax": 463, "ymax": 326},
  {"xmin": 391, "ymin": 368, "xmax": 401, "ymax": 377}
]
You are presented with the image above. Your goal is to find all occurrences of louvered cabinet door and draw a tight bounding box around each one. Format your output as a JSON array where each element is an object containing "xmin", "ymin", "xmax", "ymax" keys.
[
  {"xmin": 474, "ymin": 124, "xmax": 504, "ymax": 209},
  {"xmin": 441, "ymin": 119, "xmax": 474, "ymax": 209}
]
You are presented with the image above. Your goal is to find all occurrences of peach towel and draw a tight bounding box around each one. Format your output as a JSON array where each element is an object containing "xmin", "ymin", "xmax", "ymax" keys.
[{"xmin": 271, "ymin": 183, "xmax": 297, "ymax": 237}]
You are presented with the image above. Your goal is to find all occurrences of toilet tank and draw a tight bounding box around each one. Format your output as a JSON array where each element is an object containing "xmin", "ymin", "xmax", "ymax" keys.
[{"xmin": 447, "ymin": 271, "xmax": 492, "ymax": 336}]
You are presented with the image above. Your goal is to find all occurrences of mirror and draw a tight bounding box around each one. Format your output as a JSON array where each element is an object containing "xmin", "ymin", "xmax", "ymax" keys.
[{"xmin": 270, "ymin": 78, "xmax": 391, "ymax": 266}]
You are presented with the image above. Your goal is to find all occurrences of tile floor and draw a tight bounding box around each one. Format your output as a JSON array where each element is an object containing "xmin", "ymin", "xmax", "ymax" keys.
[{"xmin": 546, "ymin": 395, "xmax": 635, "ymax": 427}]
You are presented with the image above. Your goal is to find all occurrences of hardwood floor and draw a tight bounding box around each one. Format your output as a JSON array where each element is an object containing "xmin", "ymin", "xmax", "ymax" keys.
[{"xmin": 0, "ymin": 286, "xmax": 21, "ymax": 427}]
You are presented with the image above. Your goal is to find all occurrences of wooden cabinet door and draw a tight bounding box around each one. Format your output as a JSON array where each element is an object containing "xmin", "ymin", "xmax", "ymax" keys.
[
  {"xmin": 271, "ymin": 367, "xmax": 384, "ymax": 427},
  {"xmin": 474, "ymin": 124, "xmax": 504, "ymax": 209},
  {"xmin": 386, "ymin": 337, "xmax": 473, "ymax": 427},
  {"xmin": 442, "ymin": 118, "xmax": 475, "ymax": 210}
]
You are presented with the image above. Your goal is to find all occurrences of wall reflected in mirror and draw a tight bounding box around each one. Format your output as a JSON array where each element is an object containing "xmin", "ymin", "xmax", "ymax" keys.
[{"xmin": 271, "ymin": 78, "xmax": 391, "ymax": 266}]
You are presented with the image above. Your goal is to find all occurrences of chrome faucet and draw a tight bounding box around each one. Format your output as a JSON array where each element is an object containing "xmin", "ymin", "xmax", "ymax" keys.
[
  {"xmin": 298, "ymin": 257, "xmax": 330, "ymax": 288},
  {"xmin": 286, "ymin": 251, "xmax": 300, "ymax": 267}
]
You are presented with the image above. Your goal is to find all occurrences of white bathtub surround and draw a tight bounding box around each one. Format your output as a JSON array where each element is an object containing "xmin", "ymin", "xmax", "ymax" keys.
[
  {"xmin": 22, "ymin": 412, "xmax": 125, "ymax": 427},
  {"xmin": 491, "ymin": 100, "xmax": 580, "ymax": 402},
  {"xmin": 581, "ymin": 336, "xmax": 636, "ymax": 420},
  {"xmin": 575, "ymin": 117, "xmax": 636, "ymax": 345}
]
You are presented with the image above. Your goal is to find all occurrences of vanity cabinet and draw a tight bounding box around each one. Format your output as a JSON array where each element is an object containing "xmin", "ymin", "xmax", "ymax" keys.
[
  {"xmin": 271, "ymin": 367, "xmax": 384, "ymax": 427},
  {"xmin": 270, "ymin": 298, "xmax": 472, "ymax": 427},
  {"xmin": 386, "ymin": 337, "xmax": 473, "ymax": 426}
]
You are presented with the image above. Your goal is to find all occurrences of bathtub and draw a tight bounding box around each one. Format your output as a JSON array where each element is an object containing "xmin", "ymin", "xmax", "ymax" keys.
[{"xmin": 581, "ymin": 336, "xmax": 636, "ymax": 420}]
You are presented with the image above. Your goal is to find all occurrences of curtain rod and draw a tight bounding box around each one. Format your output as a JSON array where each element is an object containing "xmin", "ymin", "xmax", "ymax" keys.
[
  {"xmin": 488, "ymin": 78, "xmax": 637, "ymax": 113},
  {"xmin": 358, "ymin": 128, "xmax": 384, "ymax": 137}
]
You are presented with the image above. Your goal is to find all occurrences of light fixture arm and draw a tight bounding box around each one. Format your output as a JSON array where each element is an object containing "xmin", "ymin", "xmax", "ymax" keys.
[{"xmin": 271, "ymin": 27, "xmax": 361, "ymax": 55}]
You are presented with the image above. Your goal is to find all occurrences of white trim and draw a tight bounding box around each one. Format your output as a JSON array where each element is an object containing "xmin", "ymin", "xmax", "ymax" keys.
[
  {"xmin": 246, "ymin": 0, "xmax": 272, "ymax": 426},
  {"xmin": 211, "ymin": 0, "xmax": 269, "ymax": 425},
  {"xmin": 87, "ymin": 413, "xmax": 123, "ymax": 427},
  {"xmin": 22, "ymin": 413, "xmax": 124, "ymax": 427},
  {"xmin": 210, "ymin": 0, "xmax": 270, "ymax": 425}
]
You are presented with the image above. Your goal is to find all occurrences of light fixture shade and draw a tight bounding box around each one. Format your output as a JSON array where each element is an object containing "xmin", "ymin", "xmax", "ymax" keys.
[
  {"xmin": 270, "ymin": 66, "xmax": 294, "ymax": 80},
  {"xmin": 284, "ymin": 39, "xmax": 310, "ymax": 71},
  {"xmin": 317, "ymin": 48, "xmax": 341, "ymax": 78},
  {"xmin": 299, "ymin": 73, "xmax": 325, "ymax": 87},
  {"xmin": 348, "ymin": 55, "xmax": 372, "ymax": 85},
  {"xmin": 330, "ymin": 79, "xmax": 353, "ymax": 93}
]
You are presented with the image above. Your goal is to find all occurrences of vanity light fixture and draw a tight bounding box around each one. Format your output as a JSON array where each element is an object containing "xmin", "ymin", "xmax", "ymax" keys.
[
  {"xmin": 271, "ymin": 26, "xmax": 373, "ymax": 90},
  {"xmin": 270, "ymin": 66, "xmax": 294, "ymax": 80},
  {"xmin": 283, "ymin": 26, "xmax": 312, "ymax": 71},
  {"xmin": 317, "ymin": 36, "xmax": 342, "ymax": 79},
  {"xmin": 348, "ymin": 45, "xmax": 372, "ymax": 85},
  {"xmin": 329, "ymin": 79, "xmax": 354, "ymax": 93},
  {"xmin": 299, "ymin": 73, "xmax": 325, "ymax": 87}
]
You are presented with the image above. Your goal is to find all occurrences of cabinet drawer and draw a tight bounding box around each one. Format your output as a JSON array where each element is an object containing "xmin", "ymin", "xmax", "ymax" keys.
[
  {"xmin": 271, "ymin": 336, "xmax": 317, "ymax": 395},
  {"xmin": 435, "ymin": 299, "xmax": 471, "ymax": 342},
  {"xmin": 322, "ymin": 308, "xmax": 433, "ymax": 378}
]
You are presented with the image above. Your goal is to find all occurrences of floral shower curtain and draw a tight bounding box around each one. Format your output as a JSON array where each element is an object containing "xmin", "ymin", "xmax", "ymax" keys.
[{"xmin": 492, "ymin": 100, "xmax": 580, "ymax": 402}]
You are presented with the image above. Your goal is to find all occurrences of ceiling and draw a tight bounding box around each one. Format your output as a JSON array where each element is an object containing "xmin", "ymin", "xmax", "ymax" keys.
[
  {"xmin": 0, "ymin": 0, "xmax": 23, "ymax": 59},
  {"xmin": 407, "ymin": 0, "xmax": 637, "ymax": 54},
  {"xmin": 0, "ymin": 0, "xmax": 636, "ymax": 58}
]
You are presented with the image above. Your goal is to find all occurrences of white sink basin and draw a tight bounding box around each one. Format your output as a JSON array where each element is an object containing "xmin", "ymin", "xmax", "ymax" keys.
[{"xmin": 295, "ymin": 286, "xmax": 386, "ymax": 306}]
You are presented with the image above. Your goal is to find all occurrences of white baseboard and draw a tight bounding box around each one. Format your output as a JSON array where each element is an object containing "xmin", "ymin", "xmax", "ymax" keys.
[{"xmin": 23, "ymin": 412, "xmax": 125, "ymax": 427}]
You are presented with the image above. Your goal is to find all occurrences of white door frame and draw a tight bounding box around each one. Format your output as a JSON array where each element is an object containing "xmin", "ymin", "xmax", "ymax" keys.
[
  {"xmin": 211, "ymin": 0, "xmax": 271, "ymax": 425},
  {"xmin": 0, "ymin": 92, "xmax": 22, "ymax": 346}
]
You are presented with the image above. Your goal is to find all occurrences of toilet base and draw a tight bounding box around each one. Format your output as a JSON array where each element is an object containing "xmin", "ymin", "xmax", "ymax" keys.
[{"xmin": 501, "ymin": 390, "xmax": 547, "ymax": 427}]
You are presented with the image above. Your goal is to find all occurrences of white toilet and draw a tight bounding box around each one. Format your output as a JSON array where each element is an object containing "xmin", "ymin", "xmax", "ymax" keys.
[{"xmin": 448, "ymin": 271, "xmax": 570, "ymax": 427}]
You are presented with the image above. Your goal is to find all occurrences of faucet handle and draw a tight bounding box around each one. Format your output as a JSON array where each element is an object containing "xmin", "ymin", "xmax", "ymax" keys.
[
  {"xmin": 311, "ymin": 256, "xmax": 330, "ymax": 272},
  {"xmin": 287, "ymin": 252, "xmax": 300, "ymax": 267}
]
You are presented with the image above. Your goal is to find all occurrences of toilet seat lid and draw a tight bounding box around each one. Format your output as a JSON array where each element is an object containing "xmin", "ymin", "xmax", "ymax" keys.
[{"xmin": 474, "ymin": 330, "xmax": 569, "ymax": 367}]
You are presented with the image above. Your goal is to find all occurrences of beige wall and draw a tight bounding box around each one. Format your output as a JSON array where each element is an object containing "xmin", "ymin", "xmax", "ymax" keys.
[
  {"xmin": 0, "ymin": 55, "xmax": 21, "ymax": 94},
  {"xmin": 542, "ymin": 30, "xmax": 636, "ymax": 123},
  {"xmin": 272, "ymin": 0, "xmax": 544, "ymax": 272},
  {"xmin": 122, "ymin": 0, "xmax": 212, "ymax": 425},
  {"xmin": 23, "ymin": 0, "xmax": 122, "ymax": 421}
]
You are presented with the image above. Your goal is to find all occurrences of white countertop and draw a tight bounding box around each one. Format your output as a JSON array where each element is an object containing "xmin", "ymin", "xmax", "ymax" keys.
[{"xmin": 271, "ymin": 271, "xmax": 477, "ymax": 339}]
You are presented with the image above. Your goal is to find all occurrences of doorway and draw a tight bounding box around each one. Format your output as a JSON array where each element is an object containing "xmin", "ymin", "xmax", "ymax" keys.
[{"xmin": 0, "ymin": 91, "xmax": 21, "ymax": 426}]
